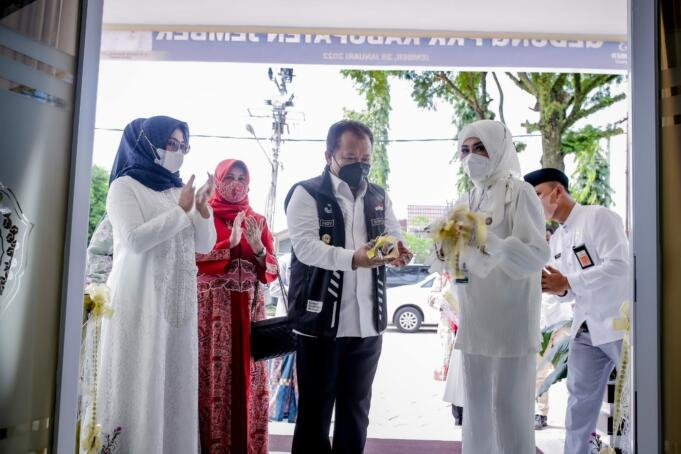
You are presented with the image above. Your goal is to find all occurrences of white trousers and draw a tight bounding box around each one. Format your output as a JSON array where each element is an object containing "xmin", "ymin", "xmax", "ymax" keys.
[
  {"xmin": 564, "ymin": 330, "xmax": 621, "ymax": 454},
  {"xmin": 462, "ymin": 353, "xmax": 535, "ymax": 454}
]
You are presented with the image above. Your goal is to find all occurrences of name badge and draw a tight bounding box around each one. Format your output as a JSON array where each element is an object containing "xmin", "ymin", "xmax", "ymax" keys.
[
  {"xmin": 370, "ymin": 218, "xmax": 385, "ymax": 227},
  {"xmin": 572, "ymin": 244, "xmax": 595, "ymax": 269},
  {"xmin": 320, "ymin": 219, "xmax": 334, "ymax": 228},
  {"xmin": 306, "ymin": 300, "xmax": 323, "ymax": 313}
]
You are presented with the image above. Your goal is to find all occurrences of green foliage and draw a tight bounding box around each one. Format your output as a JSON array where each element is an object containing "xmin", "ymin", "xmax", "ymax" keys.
[
  {"xmin": 563, "ymin": 125, "xmax": 621, "ymax": 206},
  {"xmin": 537, "ymin": 319, "xmax": 572, "ymax": 397},
  {"xmin": 398, "ymin": 71, "xmax": 502, "ymax": 196},
  {"xmin": 506, "ymin": 72, "xmax": 625, "ymax": 171},
  {"xmin": 341, "ymin": 70, "xmax": 392, "ymax": 189},
  {"xmin": 89, "ymin": 166, "xmax": 109, "ymax": 241},
  {"xmin": 410, "ymin": 215, "xmax": 430, "ymax": 229},
  {"xmin": 402, "ymin": 231, "xmax": 434, "ymax": 264},
  {"xmin": 399, "ymin": 71, "xmax": 496, "ymax": 122}
]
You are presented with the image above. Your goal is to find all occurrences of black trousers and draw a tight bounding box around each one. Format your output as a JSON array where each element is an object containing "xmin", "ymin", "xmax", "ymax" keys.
[{"xmin": 291, "ymin": 335, "xmax": 382, "ymax": 454}]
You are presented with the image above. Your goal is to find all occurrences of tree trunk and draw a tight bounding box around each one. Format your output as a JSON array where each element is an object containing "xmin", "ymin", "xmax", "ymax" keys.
[{"xmin": 541, "ymin": 130, "xmax": 565, "ymax": 170}]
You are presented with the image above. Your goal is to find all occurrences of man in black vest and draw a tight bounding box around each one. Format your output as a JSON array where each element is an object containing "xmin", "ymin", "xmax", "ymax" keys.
[{"xmin": 285, "ymin": 120, "xmax": 412, "ymax": 453}]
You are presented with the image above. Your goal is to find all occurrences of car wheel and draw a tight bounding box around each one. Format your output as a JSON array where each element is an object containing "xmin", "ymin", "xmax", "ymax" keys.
[{"xmin": 394, "ymin": 306, "xmax": 422, "ymax": 333}]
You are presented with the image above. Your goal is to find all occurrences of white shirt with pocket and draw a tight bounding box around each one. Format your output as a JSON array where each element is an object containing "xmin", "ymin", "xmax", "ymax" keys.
[{"xmin": 550, "ymin": 203, "xmax": 630, "ymax": 346}]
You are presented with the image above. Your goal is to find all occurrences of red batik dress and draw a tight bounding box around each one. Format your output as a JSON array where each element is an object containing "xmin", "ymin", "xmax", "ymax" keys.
[{"xmin": 196, "ymin": 209, "xmax": 278, "ymax": 454}]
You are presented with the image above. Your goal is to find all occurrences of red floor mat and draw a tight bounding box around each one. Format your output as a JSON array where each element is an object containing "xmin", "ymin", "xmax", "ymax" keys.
[{"xmin": 269, "ymin": 435, "xmax": 545, "ymax": 453}]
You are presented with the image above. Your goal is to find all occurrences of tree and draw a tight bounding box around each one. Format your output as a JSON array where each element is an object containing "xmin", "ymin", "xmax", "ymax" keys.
[
  {"xmin": 89, "ymin": 165, "xmax": 109, "ymax": 241},
  {"xmin": 398, "ymin": 71, "xmax": 497, "ymax": 123},
  {"xmin": 341, "ymin": 70, "xmax": 392, "ymax": 188},
  {"xmin": 505, "ymin": 72, "xmax": 625, "ymax": 171},
  {"xmin": 343, "ymin": 70, "xmax": 503, "ymax": 195},
  {"xmin": 563, "ymin": 125, "xmax": 620, "ymax": 206}
]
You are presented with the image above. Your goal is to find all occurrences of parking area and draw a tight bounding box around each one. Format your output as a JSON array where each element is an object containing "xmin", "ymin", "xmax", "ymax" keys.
[{"xmin": 270, "ymin": 328, "xmax": 567, "ymax": 453}]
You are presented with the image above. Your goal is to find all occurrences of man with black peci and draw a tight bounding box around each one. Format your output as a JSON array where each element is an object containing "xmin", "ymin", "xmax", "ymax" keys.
[{"xmin": 524, "ymin": 168, "xmax": 630, "ymax": 454}]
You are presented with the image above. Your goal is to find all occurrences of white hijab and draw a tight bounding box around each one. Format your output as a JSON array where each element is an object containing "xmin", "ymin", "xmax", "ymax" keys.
[
  {"xmin": 458, "ymin": 120, "xmax": 522, "ymax": 228},
  {"xmin": 458, "ymin": 119, "xmax": 521, "ymax": 188}
]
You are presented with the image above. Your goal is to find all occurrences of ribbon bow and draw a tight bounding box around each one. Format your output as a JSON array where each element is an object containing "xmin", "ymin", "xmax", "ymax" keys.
[{"xmin": 84, "ymin": 283, "xmax": 114, "ymax": 319}]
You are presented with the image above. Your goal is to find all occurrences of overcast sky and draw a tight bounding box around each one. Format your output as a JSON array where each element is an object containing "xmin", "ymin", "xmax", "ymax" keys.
[{"xmin": 93, "ymin": 60, "xmax": 628, "ymax": 232}]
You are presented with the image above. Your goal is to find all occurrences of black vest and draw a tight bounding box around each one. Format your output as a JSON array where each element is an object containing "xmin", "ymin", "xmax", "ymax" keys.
[{"xmin": 284, "ymin": 169, "xmax": 388, "ymax": 338}]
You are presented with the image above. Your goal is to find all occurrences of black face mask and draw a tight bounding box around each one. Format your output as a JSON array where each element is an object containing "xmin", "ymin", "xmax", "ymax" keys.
[{"xmin": 337, "ymin": 161, "xmax": 371, "ymax": 187}]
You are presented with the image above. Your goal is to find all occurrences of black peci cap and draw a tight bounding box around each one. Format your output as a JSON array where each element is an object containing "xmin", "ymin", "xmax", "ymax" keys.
[{"xmin": 523, "ymin": 168, "xmax": 569, "ymax": 189}]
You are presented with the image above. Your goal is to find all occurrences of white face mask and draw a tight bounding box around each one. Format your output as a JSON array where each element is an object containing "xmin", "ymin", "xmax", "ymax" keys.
[
  {"xmin": 154, "ymin": 148, "xmax": 184, "ymax": 173},
  {"xmin": 463, "ymin": 153, "xmax": 491, "ymax": 181}
]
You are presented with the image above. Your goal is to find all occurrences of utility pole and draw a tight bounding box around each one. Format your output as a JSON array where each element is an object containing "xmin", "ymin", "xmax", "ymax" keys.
[{"xmin": 248, "ymin": 68, "xmax": 299, "ymax": 229}]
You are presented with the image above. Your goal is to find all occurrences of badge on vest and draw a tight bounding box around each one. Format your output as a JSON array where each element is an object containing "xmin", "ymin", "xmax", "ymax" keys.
[
  {"xmin": 321, "ymin": 234, "xmax": 331, "ymax": 244},
  {"xmin": 306, "ymin": 299, "xmax": 323, "ymax": 313},
  {"xmin": 375, "ymin": 203, "xmax": 384, "ymax": 211},
  {"xmin": 370, "ymin": 218, "xmax": 385, "ymax": 227},
  {"xmin": 572, "ymin": 244, "xmax": 595, "ymax": 269},
  {"xmin": 320, "ymin": 219, "xmax": 334, "ymax": 228},
  {"xmin": 324, "ymin": 203, "xmax": 333, "ymax": 214}
]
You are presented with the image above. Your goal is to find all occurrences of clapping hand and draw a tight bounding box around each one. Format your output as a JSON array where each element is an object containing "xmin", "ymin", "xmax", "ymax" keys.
[
  {"xmin": 244, "ymin": 216, "xmax": 265, "ymax": 256},
  {"xmin": 195, "ymin": 172, "xmax": 215, "ymax": 218},
  {"xmin": 229, "ymin": 211, "xmax": 246, "ymax": 248},
  {"xmin": 178, "ymin": 175, "xmax": 196, "ymax": 213}
]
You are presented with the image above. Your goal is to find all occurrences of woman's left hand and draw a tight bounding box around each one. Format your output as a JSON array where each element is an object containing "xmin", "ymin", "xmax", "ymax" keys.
[
  {"xmin": 244, "ymin": 216, "xmax": 265, "ymax": 256},
  {"xmin": 195, "ymin": 172, "xmax": 215, "ymax": 218}
]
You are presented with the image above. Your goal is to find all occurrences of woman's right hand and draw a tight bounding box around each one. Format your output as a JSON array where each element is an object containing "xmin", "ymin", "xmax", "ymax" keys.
[
  {"xmin": 229, "ymin": 211, "xmax": 245, "ymax": 248},
  {"xmin": 178, "ymin": 175, "xmax": 196, "ymax": 213}
]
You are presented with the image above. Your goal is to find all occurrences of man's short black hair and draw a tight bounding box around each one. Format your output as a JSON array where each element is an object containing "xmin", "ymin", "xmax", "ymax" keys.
[{"xmin": 326, "ymin": 120, "xmax": 374, "ymax": 154}]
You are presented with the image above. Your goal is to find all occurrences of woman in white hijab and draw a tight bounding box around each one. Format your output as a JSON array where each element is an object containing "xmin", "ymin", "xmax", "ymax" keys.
[{"xmin": 445, "ymin": 120, "xmax": 550, "ymax": 454}]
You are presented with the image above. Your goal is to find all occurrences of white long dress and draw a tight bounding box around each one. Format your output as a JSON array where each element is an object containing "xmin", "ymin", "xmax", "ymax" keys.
[
  {"xmin": 96, "ymin": 176, "xmax": 216, "ymax": 453},
  {"xmin": 455, "ymin": 177, "xmax": 549, "ymax": 454}
]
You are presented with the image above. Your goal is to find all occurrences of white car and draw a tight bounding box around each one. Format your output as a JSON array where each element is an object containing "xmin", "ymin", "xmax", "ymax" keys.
[{"xmin": 386, "ymin": 272, "xmax": 441, "ymax": 332}]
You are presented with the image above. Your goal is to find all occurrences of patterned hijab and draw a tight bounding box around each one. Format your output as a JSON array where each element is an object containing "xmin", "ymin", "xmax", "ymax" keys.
[{"xmin": 209, "ymin": 159, "xmax": 254, "ymax": 222}]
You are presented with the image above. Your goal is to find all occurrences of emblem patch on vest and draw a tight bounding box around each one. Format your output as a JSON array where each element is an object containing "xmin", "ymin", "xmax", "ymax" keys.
[
  {"xmin": 324, "ymin": 203, "xmax": 333, "ymax": 214},
  {"xmin": 370, "ymin": 218, "xmax": 385, "ymax": 227},
  {"xmin": 375, "ymin": 203, "xmax": 384, "ymax": 211},
  {"xmin": 306, "ymin": 299, "xmax": 323, "ymax": 313},
  {"xmin": 320, "ymin": 219, "xmax": 334, "ymax": 228}
]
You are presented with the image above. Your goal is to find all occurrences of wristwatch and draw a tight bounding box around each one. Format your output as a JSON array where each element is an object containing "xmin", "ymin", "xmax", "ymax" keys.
[{"xmin": 254, "ymin": 247, "xmax": 266, "ymax": 258}]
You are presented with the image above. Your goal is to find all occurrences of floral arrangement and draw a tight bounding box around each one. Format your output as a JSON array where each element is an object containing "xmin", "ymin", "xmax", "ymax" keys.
[
  {"xmin": 84, "ymin": 283, "xmax": 113, "ymax": 318},
  {"xmin": 597, "ymin": 300, "xmax": 632, "ymax": 454},
  {"xmin": 429, "ymin": 204, "xmax": 487, "ymax": 280},
  {"xmin": 80, "ymin": 283, "xmax": 118, "ymax": 454}
]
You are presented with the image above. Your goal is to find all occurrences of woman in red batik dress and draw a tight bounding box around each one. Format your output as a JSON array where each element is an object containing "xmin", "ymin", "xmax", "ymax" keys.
[{"xmin": 196, "ymin": 159, "xmax": 278, "ymax": 454}]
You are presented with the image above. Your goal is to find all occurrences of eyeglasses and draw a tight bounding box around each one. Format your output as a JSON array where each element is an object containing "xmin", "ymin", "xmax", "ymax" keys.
[
  {"xmin": 165, "ymin": 138, "xmax": 190, "ymax": 154},
  {"xmin": 138, "ymin": 129, "xmax": 190, "ymax": 155}
]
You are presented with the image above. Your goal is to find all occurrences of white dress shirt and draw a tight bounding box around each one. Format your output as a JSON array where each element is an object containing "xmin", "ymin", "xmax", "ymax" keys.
[
  {"xmin": 550, "ymin": 203, "xmax": 630, "ymax": 346},
  {"xmin": 286, "ymin": 173, "xmax": 403, "ymax": 338}
]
